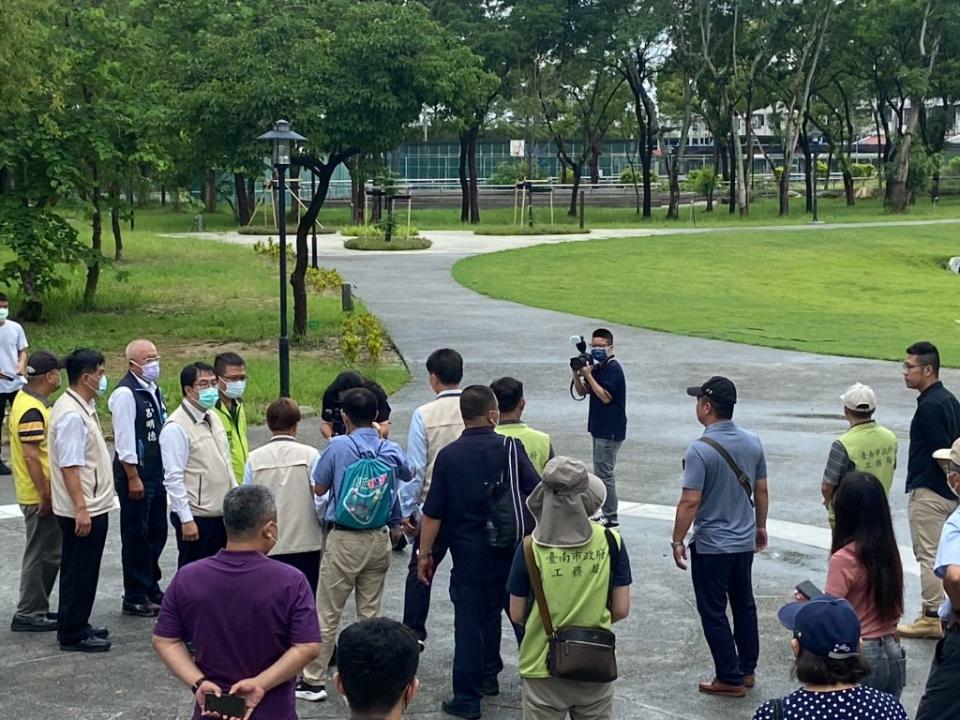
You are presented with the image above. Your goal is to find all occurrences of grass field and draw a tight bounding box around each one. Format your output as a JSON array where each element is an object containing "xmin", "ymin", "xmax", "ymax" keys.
[
  {"xmin": 15, "ymin": 208, "xmax": 408, "ymax": 424},
  {"xmin": 304, "ymin": 195, "xmax": 960, "ymax": 232},
  {"xmin": 451, "ymin": 224, "xmax": 960, "ymax": 364}
]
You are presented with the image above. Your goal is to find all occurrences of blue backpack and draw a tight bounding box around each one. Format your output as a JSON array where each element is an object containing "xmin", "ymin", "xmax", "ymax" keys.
[{"xmin": 332, "ymin": 437, "xmax": 396, "ymax": 529}]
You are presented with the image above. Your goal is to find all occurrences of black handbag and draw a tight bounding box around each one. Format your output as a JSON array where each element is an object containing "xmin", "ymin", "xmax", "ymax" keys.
[
  {"xmin": 523, "ymin": 530, "xmax": 619, "ymax": 682},
  {"xmin": 485, "ymin": 437, "xmax": 527, "ymax": 548}
]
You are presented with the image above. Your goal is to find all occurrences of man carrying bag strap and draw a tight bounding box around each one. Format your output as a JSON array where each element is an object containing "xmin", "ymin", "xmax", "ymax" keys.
[{"xmin": 508, "ymin": 457, "xmax": 633, "ymax": 720}]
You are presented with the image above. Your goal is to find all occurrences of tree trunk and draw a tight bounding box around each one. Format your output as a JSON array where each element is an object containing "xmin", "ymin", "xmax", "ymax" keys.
[
  {"xmin": 203, "ymin": 169, "xmax": 217, "ymax": 212},
  {"xmin": 589, "ymin": 145, "xmax": 600, "ymax": 185},
  {"xmin": 707, "ymin": 144, "xmax": 719, "ymax": 212},
  {"xmin": 640, "ymin": 132, "xmax": 653, "ymax": 219},
  {"xmin": 110, "ymin": 184, "xmax": 122, "ymax": 261},
  {"xmin": 84, "ymin": 180, "xmax": 102, "ymax": 305},
  {"xmin": 468, "ymin": 130, "xmax": 480, "ymax": 224},
  {"xmin": 160, "ymin": 184, "xmax": 167, "ymax": 207},
  {"xmin": 824, "ymin": 152, "xmax": 832, "ymax": 190},
  {"xmin": 348, "ymin": 158, "xmax": 366, "ymax": 225},
  {"xmin": 843, "ymin": 169, "xmax": 855, "ymax": 206},
  {"xmin": 234, "ymin": 173, "xmax": 251, "ymax": 226},
  {"xmin": 779, "ymin": 169, "xmax": 791, "ymax": 216},
  {"xmin": 799, "ymin": 129, "xmax": 813, "ymax": 213},
  {"xmin": 558, "ymin": 154, "xmax": 568, "ymax": 184},
  {"xmin": 567, "ymin": 165, "xmax": 582, "ymax": 217},
  {"xmin": 458, "ymin": 131, "xmax": 470, "ymax": 223},
  {"xmin": 728, "ymin": 138, "xmax": 737, "ymax": 214}
]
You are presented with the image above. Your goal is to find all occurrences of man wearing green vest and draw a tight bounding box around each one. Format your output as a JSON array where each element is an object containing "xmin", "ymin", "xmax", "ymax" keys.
[
  {"xmin": 821, "ymin": 382, "xmax": 898, "ymax": 525},
  {"xmin": 491, "ymin": 377, "xmax": 553, "ymax": 474},
  {"xmin": 213, "ymin": 352, "xmax": 249, "ymax": 483}
]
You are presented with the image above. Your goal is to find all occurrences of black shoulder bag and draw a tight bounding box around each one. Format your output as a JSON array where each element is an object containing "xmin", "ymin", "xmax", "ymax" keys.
[{"xmin": 696, "ymin": 437, "xmax": 754, "ymax": 507}]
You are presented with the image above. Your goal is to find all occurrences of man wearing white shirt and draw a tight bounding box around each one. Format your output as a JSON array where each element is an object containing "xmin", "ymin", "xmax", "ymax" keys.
[
  {"xmin": 49, "ymin": 348, "xmax": 115, "ymax": 652},
  {"xmin": 0, "ymin": 293, "xmax": 29, "ymax": 475},
  {"xmin": 108, "ymin": 339, "xmax": 168, "ymax": 617},
  {"xmin": 160, "ymin": 362, "xmax": 236, "ymax": 568}
]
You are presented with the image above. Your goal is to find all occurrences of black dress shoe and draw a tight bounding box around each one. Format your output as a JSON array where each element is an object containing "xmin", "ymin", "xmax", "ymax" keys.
[
  {"xmin": 441, "ymin": 699, "xmax": 481, "ymax": 720},
  {"xmin": 10, "ymin": 614, "xmax": 58, "ymax": 632},
  {"xmin": 60, "ymin": 636, "xmax": 111, "ymax": 653},
  {"xmin": 90, "ymin": 626, "xmax": 109, "ymax": 639},
  {"xmin": 480, "ymin": 679, "xmax": 499, "ymax": 697},
  {"xmin": 122, "ymin": 599, "xmax": 160, "ymax": 617},
  {"xmin": 148, "ymin": 591, "xmax": 165, "ymax": 606},
  {"xmin": 0, "ymin": 460, "xmax": 12, "ymax": 476}
]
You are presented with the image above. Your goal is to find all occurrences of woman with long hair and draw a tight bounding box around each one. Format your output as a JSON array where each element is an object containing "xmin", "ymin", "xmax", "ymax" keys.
[{"xmin": 826, "ymin": 471, "xmax": 906, "ymax": 697}]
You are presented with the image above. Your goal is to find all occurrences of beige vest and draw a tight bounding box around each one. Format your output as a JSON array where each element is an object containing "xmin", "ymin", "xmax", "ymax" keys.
[
  {"xmin": 166, "ymin": 402, "xmax": 235, "ymax": 518},
  {"xmin": 417, "ymin": 392, "xmax": 464, "ymax": 503},
  {"xmin": 248, "ymin": 437, "xmax": 323, "ymax": 555},
  {"xmin": 50, "ymin": 390, "xmax": 115, "ymax": 518}
]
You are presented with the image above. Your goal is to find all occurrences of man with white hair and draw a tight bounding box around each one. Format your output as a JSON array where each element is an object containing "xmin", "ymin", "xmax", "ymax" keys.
[
  {"xmin": 820, "ymin": 382, "xmax": 898, "ymax": 525},
  {"xmin": 108, "ymin": 339, "xmax": 168, "ymax": 617}
]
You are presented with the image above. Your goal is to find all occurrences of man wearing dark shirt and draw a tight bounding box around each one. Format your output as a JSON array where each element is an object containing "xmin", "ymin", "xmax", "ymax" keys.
[
  {"xmin": 900, "ymin": 341, "xmax": 960, "ymax": 639},
  {"xmin": 417, "ymin": 385, "xmax": 540, "ymax": 720},
  {"xmin": 152, "ymin": 485, "xmax": 321, "ymax": 720},
  {"xmin": 571, "ymin": 328, "xmax": 627, "ymax": 527}
]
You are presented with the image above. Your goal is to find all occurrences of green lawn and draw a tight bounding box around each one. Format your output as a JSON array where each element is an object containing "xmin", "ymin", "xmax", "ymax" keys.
[
  {"xmin": 307, "ymin": 194, "xmax": 960, "ymax": 232},
  {"xmin": 16, "ymin": 207, "xmax": 408, "ymax": 424},
  {"xmin": 452, "ymin": 224, "xmax": 960, "ymax": 364}
]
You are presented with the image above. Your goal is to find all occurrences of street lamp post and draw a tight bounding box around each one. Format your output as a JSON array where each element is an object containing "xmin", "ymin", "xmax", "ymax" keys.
[{"xmin": 258, "ymin": 119, "xmax": 306, "ymax": 398}]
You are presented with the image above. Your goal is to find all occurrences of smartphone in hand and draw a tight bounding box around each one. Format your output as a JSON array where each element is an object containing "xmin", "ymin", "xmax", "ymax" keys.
[
  {"xmin": 795, "ymin": 580, "xmax": 823, "ymax": 600},
  {"xmin": 204, "ymin": 692, "xmax": 246, "ymax": 718}
]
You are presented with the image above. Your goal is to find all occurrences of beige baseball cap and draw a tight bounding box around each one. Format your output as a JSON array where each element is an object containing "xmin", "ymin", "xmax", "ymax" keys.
[
  {"xmin": 841, "ymin": 382, "xmax": 876, "ymax": 412},
  {"xmin": 932, "ymin": 439, "xmax": 960, "ymax": 466}
]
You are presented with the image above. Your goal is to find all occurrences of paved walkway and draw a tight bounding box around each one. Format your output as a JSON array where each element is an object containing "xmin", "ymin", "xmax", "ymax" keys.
[{"xmin": 3, "ymin": 218, "xmax": 955, "ymax": 719}]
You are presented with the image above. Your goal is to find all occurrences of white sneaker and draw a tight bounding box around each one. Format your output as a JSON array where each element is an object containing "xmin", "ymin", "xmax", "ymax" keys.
[{"xmin": 295, "ymin": 680, "xmax": 327, "ymax": 702}]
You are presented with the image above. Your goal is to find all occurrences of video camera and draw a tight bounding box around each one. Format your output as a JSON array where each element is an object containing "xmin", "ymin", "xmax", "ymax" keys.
[{"xmin": 569, "ymin": 335, "xmax": 593, "ymax": 372}]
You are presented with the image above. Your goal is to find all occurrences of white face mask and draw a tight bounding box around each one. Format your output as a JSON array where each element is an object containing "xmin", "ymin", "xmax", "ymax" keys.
[
  {"xmin": 0, "ymin": 308, "xmax": 9, "ymax": 321},
  {"xmin": 949, "ymin": 473, "xmax": 960, "ymax": 500}
]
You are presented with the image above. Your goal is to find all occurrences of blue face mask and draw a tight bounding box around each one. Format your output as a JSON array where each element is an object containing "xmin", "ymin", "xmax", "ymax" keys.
[
  {"xmin": 223, "ymin": 380, "xmax": 246, "ymax": 400},
  {"xmin": 197, "ymin": 387, "xmax": 219, "ymax": 410},
  {"xmin": 94, "ymin": 374, "xmax": 108, "ymax": 396},
  {"xmin": 591, "ymin": 347, "xmax": 608, "ymax": 363}
]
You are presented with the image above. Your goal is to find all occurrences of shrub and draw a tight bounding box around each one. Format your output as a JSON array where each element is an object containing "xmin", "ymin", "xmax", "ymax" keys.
[
  {"xmin": 816, "ymin": 160, "xmax": 829, "ymax": 177},
  {"xmin": 340, "ymin": 311, "xmax": 387, "ymax": 363},
  {"xmin": 488, "ymin": 160, "xmax": 542, "ymax": 186},
  {"xmin": 619, "ymin": 166, "xmax": 658, "ymax": 185},
  {"xmin": 252, "ymin": 236, "xmax": 294, "ymax": 261},
  {"xmin": 339, "ymin": 225, "xmax": 420, "ymax": 241},
  {"xmin": 685, "ymin": 167, "xmax": 717, "ymax": 196},
  {"xmin": 306, "ymin": 267, "xmax": 343, "ymax": 294},
  {"xmin": 850, "ymin": 163, "xmax": 876, "ymax": 178},
  {"xmin": 343, "ymin": 235, "xmax": 432, "ymax": 251},
  {"xmin": 947, "ymin": 156, "xmax": 960, "ymax": 176}
]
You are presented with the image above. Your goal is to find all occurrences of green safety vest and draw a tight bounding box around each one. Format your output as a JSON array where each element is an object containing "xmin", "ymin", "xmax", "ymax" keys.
[
  {"xmin": 496, "ymin": 422, "xmax": 552, "ymax": 474},
  {"xmin": 518, "ymin": 525, "xmax": 620, "ymax": 678},
  {"xmin": 213, "ymin": 398, "xmax": 249, "ymax": 483},
  {"xmin": 828, "ymin": 421, "xmax": 898, "ymax": 527}
]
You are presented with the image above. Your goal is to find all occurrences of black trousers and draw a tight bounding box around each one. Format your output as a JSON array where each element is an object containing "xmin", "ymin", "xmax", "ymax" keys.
[
  {"xmin": 0, "ymin": 390, "xmax": 18, "ymax": 450},
  {"xmin": 55, "ymin": 512, "xmax": 108, "ymax": 645},
  {"xmin": 170, "ymin": 514, "xmax": 227, "ymax": 568},
  {"xmin": 690, "ymin": 545, "xmax": 759, "ymax": 686},
  {"xmin": 916, "ymin": 630, "xmax": 960, "ymax": 720},
  {"xmin": 402, "ymin": 532, "xmax": 449, "ymax": 641},
  {"xmin": 117, "ymin": 474, "xmax": 168, "ymax": 603},
  {"xmin": 273, "ymin": 550, "xmax": 322, "ymax": 596},
  {"xmin": 450, "ymin": 574, "xmax": 522, "ymax": 710}
]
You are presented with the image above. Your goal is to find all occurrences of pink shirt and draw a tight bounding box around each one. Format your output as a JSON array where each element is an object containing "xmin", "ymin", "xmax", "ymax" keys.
[{"xmin": 825, "ymin": 543, "xmax": 898, "ymax": 639}]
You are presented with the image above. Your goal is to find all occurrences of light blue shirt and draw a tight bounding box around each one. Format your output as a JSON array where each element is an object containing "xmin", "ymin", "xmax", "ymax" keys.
[
  {"xmin": 935, "ymin": 504, "xmax": 960, "ymax": 619},
  {"xmin": 313, "ymin": 427, "xmax": 411, "ymax": 524},
  {"xmin": 399, "ymin": 389, "xmax": 461, "ymax": 517},
  {"xmin": 682, "ymin": 420, "xmax": 767, "ymax": 554}
]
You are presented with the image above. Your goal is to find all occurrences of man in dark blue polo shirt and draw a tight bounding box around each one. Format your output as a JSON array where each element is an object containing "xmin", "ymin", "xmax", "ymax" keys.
[
  {"xmin": 572, "ymin": 328, "xmax": 627, "ymax": 527},
  {"xmin": 416, "ymin": 385, "xmax": 540, "ymax": 720},
  {"xmin": 900, "ymin": 341, "xmax": 960, "ymax": 639}
]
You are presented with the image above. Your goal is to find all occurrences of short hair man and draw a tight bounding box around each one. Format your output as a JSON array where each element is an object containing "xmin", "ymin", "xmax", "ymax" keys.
[
  {"xmin": 297, "ymin": 388, "xmax": 411, "ymax": 703},
  {"xmin": 417, "ymin": 385, "xmax": 541, "ymax": 719},
  {"xmin": 491, "ymin": 376, "xmax": 554, "ymax": 474},
  {"xmin": 334, "ymin": 618, "xmax": 421, "ymax": 720},
  {"xmin": 571, "ymin": 328, "xmax": 627, "ymax": 527},
  {"xmin": 9, "ymin": 351, "xmax": 63, "ymax": 633},
  {"xmin": 243, "ymin": 397, "xmax": 323, "ymax": 594},
  {"xmin": 900, "ymin": 341, "xmax": 960, "ymax": 639},
  {"xmin": 400, "ymin": 348, "xmax": 465, "ymax": 646},
  {"xmin": 108, "ymin": 338, "xmax": 169, "ymax": 617},
  {"xmin": 820, "ymin": 383, "xmax": 898, "ymax": 526},
  {"xmin": 153, "ymin": 485, "xmax": 321, "ymax": 720},
  {"xmin": 0, "ymin": 292, "xmax": 29, "ymax": 475},
  {"xmin": 671, "ymin": 376, "xmax": 768, "ymax": 696},
  {"xmin": 160, "ymin": 362, "xmax": 237, "ymax": 568},
  {"xmin": 915, "ymin": 439, "xmax": 960, "ymax": 719},
  {"xmin": 212, "ymin": 352, "xmax": 249, "ymax": 484},
  {"xmin": 50, "ymin": 348, "xmax": 116, "ymax": 652}
]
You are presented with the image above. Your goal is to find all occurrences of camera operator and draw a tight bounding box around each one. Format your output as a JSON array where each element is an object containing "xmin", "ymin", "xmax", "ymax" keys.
[
  {"xmin": 571, "ymin": 328, "xmax": 626, "ymax": 527},
  {"xmin": 320, "ymin": 371, "xmax": 392, "ymax": 440}
]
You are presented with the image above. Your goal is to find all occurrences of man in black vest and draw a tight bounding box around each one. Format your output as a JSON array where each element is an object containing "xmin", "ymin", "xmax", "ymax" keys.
[{"xmin": 108, "ymin": 338, "xmax": 167, "ymax": 616}]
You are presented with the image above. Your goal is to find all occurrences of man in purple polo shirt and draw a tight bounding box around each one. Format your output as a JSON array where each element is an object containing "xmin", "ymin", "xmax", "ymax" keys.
[{"xmin": 153, "ymin": 485, "xmax": 321, "ymax": 720}]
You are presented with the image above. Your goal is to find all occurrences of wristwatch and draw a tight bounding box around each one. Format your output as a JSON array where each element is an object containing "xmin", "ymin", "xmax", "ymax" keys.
[
  {"xmin": 670, "ymin": 541, "xmax": 685, "ymax": 549},
  {"xmin": 191, "ymin": 676, "xmax": 209, "ymax": 693}
]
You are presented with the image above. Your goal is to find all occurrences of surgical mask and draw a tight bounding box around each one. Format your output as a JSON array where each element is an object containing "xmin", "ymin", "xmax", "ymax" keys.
[
  {"xmin": 197, "ymin": 387, "xmax": 219, "ymax": 410},
  {"xmin": 96, "ymin": 375, "xmax": 108, "ymax": 396},
  {"xmin": 0, "ymin": 308, "xmax": 9, "ymax": 321},
  {"xmin": 591, "ymin": 347, "xmax": 608, "ymax": 363},
  {"xmin": 223, "ymin": 380, "xmax": 246, "ymax": 400},
  {"xmin": 137, "ymin": 360, "xmax": 160, "ymax": 383}
]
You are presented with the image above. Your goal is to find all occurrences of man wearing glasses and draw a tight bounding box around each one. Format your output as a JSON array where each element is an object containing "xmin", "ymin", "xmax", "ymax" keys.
[
  {"xmin": 160, "ymin": 362, "xmax": 237, "ymax": 568},
  {"xmin": 571, "ymin": 328, "xmax": 627, "ymax": 527},
  {"xmin": 213, "ymin": 352, "xmax": 249, "ymax": 485},
  {"xmin": 108, "ymin": 339, "xmax": 168, "ymax": 617},
  {"xmin": 900, "ymin": 341, "xmax": 960, "ymax": 639}
]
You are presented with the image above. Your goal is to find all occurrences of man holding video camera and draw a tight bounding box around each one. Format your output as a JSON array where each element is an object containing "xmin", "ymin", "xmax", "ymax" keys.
[{"xmin": 571, "ymin": 328, "xmax": 626, "ymax": 527}]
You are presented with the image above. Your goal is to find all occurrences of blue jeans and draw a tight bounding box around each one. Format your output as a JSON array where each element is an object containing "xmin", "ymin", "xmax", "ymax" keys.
[
  {"xmin": 592, "ymin": 437, "xmax": 622, "ymax": 522},
  {"xmin": 861, "ymin": 635, "xmax": 905, "ymax": 698},
  {"xmin": 690, "ymin": 546, "xmax": 758, "ymax": 686}
]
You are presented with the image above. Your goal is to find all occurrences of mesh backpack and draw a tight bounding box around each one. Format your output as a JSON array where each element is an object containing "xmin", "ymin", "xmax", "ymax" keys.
[{"xmin": 332, "ymin": 437, "xmax": 396, "ymax": 529}]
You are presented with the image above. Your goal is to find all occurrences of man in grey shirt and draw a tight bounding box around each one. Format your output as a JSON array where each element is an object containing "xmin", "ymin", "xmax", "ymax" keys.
[{"xmin": 671, "ymin": 376, "xmax": 769, "ymax": 698}]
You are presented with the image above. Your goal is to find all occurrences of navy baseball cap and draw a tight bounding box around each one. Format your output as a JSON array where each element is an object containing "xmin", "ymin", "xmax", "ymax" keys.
[
  {"xmin": 777, "ymin": 595, "xmax": 861, "ymax": 659},
  {"xmin": 686, "ymin": 376, "xmax": 737, "ymax": 406}
]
